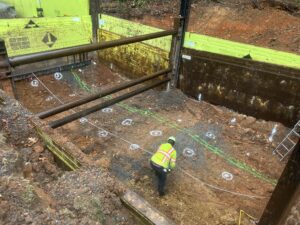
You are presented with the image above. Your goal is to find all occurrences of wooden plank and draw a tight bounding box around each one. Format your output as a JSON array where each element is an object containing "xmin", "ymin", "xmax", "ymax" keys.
[{"xmin": 121, "ymin": 190, "xmax": 174, "ymax": 225}]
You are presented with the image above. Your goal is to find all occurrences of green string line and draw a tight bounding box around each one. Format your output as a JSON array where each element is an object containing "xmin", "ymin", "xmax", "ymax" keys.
[
  {"xmin": 72, "ymin": 74, "xmax": 277, "ymax": 185},
  {"xmin": 72, "ymin": 71, "xmax": 93, "ymax": 93}
]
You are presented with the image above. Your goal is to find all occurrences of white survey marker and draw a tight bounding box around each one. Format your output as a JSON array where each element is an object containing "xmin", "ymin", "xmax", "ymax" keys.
[
  {"xmin": 98, "ymin": 130, "xmax": 109, "ymax": 137},
  {"xmin": 183, "ymin": 148, "xmax": 196, "ymax": 157},
  {"xmin": 102, "ymin": 108, "xmax": 113, "ymax": 113},
  {"xmin": 30, "ymin": 79, "xmax": 39, "ymax": 87},
  {"xmin": 122, "ymin": 119, "xmax": 133, "ymax": 126},
  {"xmin": 79, "ymin": 117, "xmax": 88, "ymax": 124},
  {"xmin": 130, "ymin": 144, "xmax": 140, "ymax": 151},
  {"xmin": 150, "ymin": 130, "xmax": 163, "ymax": 137},
  {"xmin": 54, "ymin": 72, "xmax": 63, "ymax": 80},
  {"xmin": 221, "ymin": 172, "xmax": 233, "ymax": 181}
]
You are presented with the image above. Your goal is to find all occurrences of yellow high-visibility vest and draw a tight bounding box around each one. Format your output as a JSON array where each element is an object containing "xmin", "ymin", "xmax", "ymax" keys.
[{"xmin": 151, "ymin": 143, "xmax": 177, "ymax": 169}]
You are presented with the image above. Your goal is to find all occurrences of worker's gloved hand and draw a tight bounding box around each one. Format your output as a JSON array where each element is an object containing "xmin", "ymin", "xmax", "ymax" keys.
[
  {"xmin": 168, "ymin": 169, "xmax": 171, "ymax": 172},
  {"xmin": 163, "ymin": 168, "xmax": 168, "ymax": 173}
]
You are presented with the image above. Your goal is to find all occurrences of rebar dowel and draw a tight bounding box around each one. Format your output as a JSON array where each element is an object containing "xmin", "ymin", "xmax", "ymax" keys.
[
  {"xmin": 49, "ymin": 77, "xmax": 170, "ymax": 128},
  {"xmin": 37, "ymin": 69, "xmax": 171, "ymax": 119},
  {"xmin": 9, "ymin": 30, "xmax": 177, "ymax": 66}
]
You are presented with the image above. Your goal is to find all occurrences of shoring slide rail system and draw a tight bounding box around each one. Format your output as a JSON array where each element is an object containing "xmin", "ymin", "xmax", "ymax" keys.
[
  {"xmin": 0, "ymin": 60, "xmax": 91, "ymax": 82},
  {"xmin": 37, "ymin": 69, "xmax": 171, "ymax": 119},
  {"xmin": 8, "ymin": 30, "xmax": 177, "ymax": 67},
  {"xmin": 49, "ymin": 77, "xmax": 170, "ymax": 128}
]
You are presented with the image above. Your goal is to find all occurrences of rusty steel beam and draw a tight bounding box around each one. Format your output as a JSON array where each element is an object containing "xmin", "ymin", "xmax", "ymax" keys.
[
  {"xmin": 37, "ymin": 68, "xmax": 171, "ymax": 119},
  {"xmin": 9, "ymin": 30, "xmax": 177, "ymax": 67},
  {"xmin": 49, "ymin": 77, "xmax": 170, "ymax": 129},
  {"xmin": 0, "ymin": 60, "xmax": 91, "ymax": 81}
]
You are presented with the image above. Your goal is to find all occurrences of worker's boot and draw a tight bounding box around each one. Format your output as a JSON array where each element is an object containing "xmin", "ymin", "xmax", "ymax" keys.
[{"xmin": 159, "ymin": 191, "xmax": 165, "ymax": 197}]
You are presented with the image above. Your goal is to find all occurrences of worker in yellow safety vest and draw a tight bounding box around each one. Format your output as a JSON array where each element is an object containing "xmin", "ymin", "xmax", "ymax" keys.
[{"xmin": 150, "ymin": 136, "xmax": 177, "ymax": 196}]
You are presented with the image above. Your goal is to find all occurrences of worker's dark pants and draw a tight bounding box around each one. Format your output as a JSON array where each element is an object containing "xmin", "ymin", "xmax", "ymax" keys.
[{"xmin": 150, "ymin": 161, "xmax": 167, "ymax": 196}]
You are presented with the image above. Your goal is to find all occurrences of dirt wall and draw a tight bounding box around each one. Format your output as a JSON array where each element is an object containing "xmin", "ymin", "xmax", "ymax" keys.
[{"xmin": 180, "ymin": 48, "xmax": 300, "ymax": 127}]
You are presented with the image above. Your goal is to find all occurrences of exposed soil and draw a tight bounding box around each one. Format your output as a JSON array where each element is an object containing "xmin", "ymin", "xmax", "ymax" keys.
[
  {"xmin": 0, "ymin": 90, "xmax": 138, "ymax": 225},
  {"xmin": 2, "ymin": 1, "xmax": 299, "ymax": 223},
  {"xmin": 102, "ymin": 0, "xmax": 300, "ymax": 54},
  {"xmin": 6, "ymin": 59, "xmax": 291, "ymax": 224}
]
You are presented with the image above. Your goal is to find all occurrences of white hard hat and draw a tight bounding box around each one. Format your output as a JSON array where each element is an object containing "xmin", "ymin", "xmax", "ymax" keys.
[{"xmin": 168, "ymin": 136, "xmax": 176, "ymax": 142}]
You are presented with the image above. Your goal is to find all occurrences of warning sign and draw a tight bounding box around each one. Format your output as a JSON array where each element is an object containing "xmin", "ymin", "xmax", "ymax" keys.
[
  {"xmin": 42, "ymin": 32, "xmax": 57, "ymax": 48},
  {"xmin": 24, "ymin": 20, "xmax": 39, "ymax": 29}
]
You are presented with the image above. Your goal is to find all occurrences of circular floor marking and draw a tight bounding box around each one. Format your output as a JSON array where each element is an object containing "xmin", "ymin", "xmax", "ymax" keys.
[
  {"xmin": 98, "ymin": 130, "xmax": 108, "ymax": 137},
  {"xmin": 150, "ymin": 130, "xmax": 162, "ymax": 137},
  {"xmin": 205, "ymin": 131, "xmax": 216, "ymax": 140},
  {"xmin": 221, "ymin": 171, "xmax": 233, "ymax": 181},
  {"xmin": 129, "ymin": 144, "xmax": 140, "ymax": 151},
  {"xmin": 54, "ymin": 72, "xmax": 63, "ymax": 80},
  {"xmin": 79, "ymin": 117, "xmax": 88, "ymax": 124},
  {"xmin": 122, "ymin": 119, "xmax": 133, "ymax": 126},
  {"xmin": 101, "ymin": 108, "xmax": 113, "ymax": 113},
  {"xmin": 31, "ymin": 79, "xmax": 39, "ymax": 87},
  {"xmin": 183, "ymin": 148, "xmax": 196, "ymax": 157}
]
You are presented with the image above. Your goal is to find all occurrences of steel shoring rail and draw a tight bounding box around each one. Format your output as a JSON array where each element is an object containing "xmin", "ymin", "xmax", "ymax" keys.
[
  {"xmin": 32, "ymin": 73, "xmax": 265, "ymax": 200},
  {"xmin": 49, "ymin": 77, "xmax": 170, "ymax": 128},
  {"xmin": 0, "ymin": 60, "xmax": 91, "ymax": 81},
  {"xmin": 37, "ymin": 69, "xmax": 171, "ymax": 119},
  {"xmin": 9, "ymin": 30, "xmax": 177, "ymax": 67}
]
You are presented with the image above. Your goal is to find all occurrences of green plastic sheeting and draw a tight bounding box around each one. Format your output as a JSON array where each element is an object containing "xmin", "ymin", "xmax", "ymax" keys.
[
  {"xmin": 99, "ymin": 14, "xmax": 300, "ymax": 69},
  {"xmin": 185, "ymin": 32, "xmax": 300, "ymax": 69},
  {"xmin": 1, "ymin": 0, "xmax": 89, "ymax": 17},
  {"xmin": 99, "ymin": 14, "xmax": 172, "ymax": 52}
]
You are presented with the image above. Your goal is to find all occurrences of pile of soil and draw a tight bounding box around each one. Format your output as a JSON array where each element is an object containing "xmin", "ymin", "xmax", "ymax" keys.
[{"xmin": 0, "ymin": 91, "xmax": 137, "ymax": 225}]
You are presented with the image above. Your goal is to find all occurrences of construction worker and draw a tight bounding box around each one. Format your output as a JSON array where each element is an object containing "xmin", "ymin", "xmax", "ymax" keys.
[{"xmin": 150, "ymin": 136, "xmax": 177, "ymax": 196}]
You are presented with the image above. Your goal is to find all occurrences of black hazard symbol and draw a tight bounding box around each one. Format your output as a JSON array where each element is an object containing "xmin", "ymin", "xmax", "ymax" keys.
[
  {"xmin": 42, "ymin": 32, "xmax": 57, "ymax": 48},
  {"xmin": 25, "ymin": 20, "xmax": 39, "ymax": 29}
]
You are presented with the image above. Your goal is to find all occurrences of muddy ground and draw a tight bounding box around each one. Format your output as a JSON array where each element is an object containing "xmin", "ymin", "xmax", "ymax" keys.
[
  {"xmin": 102, "ymin": 0, "xmax": 300, "ymax": 54},
  {"xmin": 6, "ymin": 59, "xmax": 290, "ymax": 224}
]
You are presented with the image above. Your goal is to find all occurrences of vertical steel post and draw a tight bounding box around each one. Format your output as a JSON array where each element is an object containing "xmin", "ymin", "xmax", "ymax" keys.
[
  {"xmin": 258, "ymin": 139, "xmax": 300, "ymax": 225},
  {"xmin": 170, "ymin": 0, "xmax": 191, "ymax": 89},
  {"xmin": 0, "ymin": 39, "xmax": 16, "ymax": 99},
  {"xmin": 89, "ymin": 0, "xmax": 100, "ymax": 43},
  {"xmin": 10, "ymin": 77, "xmax": 18, "ymax": 100}
]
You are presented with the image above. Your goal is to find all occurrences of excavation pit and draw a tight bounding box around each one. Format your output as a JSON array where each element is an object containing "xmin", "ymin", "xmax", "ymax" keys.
[{"xmin": 5, "ymin": 60, "xmax": 290, "ymax": 224}]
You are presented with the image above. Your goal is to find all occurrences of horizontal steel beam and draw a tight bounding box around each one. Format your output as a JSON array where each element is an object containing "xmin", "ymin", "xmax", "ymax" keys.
[
  {"xmin": 49, "ymin": 77, "xmax": 170, "ymax": 129},
  {"xmin": 37, "ymin": 69, "xmax": 171, "ymax": 119},
  {"xmin": 9, "ymin": 30, "xmax": 177, "ymax": 67},
  {"xmin": 0, "ymin": 60, "xmax": 91, "ymax": 81}
]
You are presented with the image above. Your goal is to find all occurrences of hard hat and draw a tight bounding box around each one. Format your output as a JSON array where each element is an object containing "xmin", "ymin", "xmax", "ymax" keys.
[{"xmin": 168, "ymin": 136, "xmax": 176, "ymax": 142}]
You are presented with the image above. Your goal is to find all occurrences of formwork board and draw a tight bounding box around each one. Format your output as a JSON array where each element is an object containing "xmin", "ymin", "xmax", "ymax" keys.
[{"xmin": 121, "ymin": 190, "xmax": 174, "ymax": 225}]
